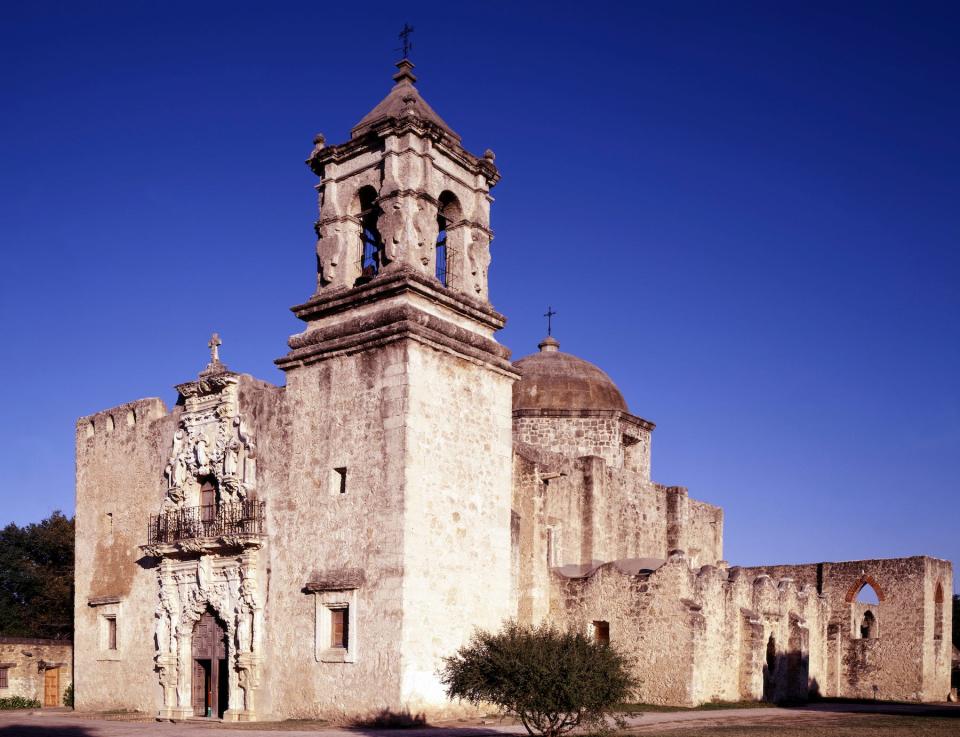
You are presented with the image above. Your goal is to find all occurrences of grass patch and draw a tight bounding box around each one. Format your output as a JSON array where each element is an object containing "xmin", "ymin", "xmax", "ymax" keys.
[
  {"xmin": 617, "ymin": 701, "xmax": 771, "ymax": 714},
  {"xmin": 623, "ymin": 715, "xmax": 960, "ymax": 736}
]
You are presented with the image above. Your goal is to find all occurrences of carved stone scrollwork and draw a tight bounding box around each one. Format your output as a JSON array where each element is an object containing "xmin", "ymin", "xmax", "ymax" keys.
[
  {"xmin": 161, "ymin": 375, "xmax": 257, "ymax": 510},
  {"xmin": 155, "ymin": 552, "xmax": 264, "ymax": 720}
]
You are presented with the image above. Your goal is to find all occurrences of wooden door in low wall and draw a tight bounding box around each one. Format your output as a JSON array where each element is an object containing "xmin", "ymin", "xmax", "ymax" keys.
[{"xmin": 43, "ymin": 667, "xmax": 59, "ymax": 707}]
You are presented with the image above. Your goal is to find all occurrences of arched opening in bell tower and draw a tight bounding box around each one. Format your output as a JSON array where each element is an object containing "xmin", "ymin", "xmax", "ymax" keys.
[
  {"xmin": 435, "ymin": 191, "xmax": 461, "ymax": 287},
  {"xmin": 356, "ymin": 186, "xmax": 382, "ymax": 284}
]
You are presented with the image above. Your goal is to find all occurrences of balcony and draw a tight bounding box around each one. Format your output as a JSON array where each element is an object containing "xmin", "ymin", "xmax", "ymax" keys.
[{"xmin": 146, "ymin": 501, "xmax": 265, "ymax": 552}]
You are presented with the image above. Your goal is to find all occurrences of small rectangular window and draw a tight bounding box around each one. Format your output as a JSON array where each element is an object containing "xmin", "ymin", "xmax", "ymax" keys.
[
  {"xmin": 593, "ymin": 620, "xmax": 610, "ymax": 645},
  {"xmin": 0, "ymin": 667, "xmax": 8, "ymax": 689},
  {"xmin": 331, "ymin": 467, "xmax": 347, "ymax": 495},
  {"xmin": 330, "ymin": 607, "xmax": 349, "ymax": 649},
  {"xmin": 107, "ymin": 616, "xmax": 118, "ymax": 650}
]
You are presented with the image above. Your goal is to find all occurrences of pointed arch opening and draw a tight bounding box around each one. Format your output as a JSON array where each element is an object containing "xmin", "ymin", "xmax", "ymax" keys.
[
  {"xmin": 855, "ymin": 583, "xmax": 880, "ymax": 605},
  {"xmin": 845, "ymin": 575, "xmax": 886, "ymax": 604}
]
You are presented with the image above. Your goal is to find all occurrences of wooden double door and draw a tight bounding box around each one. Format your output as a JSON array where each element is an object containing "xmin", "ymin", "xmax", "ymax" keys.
[{"xmin": 192, "ymin": 611, "xmax": 228, "ymax": 718}]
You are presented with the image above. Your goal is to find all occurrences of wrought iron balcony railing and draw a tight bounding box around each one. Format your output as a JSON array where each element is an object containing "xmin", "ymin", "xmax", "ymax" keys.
[{"xmin": 147, "ymin": 500, "xmax": 265, "ymax": 545}]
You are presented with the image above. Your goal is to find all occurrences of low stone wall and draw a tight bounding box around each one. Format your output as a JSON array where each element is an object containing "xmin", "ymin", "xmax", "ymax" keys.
[{"xmin": 0, "ymin": 638, "xmax": 72, "ymax": 707}]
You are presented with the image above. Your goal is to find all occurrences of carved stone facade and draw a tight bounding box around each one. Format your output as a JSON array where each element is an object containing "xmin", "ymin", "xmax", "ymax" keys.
[{"xmin": 74, "ymin": 58, "xmax": 953, "ymax": 722}]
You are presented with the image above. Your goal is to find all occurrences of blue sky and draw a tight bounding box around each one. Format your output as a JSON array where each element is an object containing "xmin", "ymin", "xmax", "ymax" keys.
[{"xmin": 1, "ymin": 2, "xmax": 957, "ymax": 584}]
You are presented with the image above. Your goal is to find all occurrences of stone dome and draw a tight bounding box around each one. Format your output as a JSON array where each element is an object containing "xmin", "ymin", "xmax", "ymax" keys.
[{"xmin": 512, "ymin": 337, "xmax": 628, "ymax": 412}]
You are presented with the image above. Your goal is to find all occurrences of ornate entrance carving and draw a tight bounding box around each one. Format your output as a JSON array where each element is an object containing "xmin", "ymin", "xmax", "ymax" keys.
[{"xmin": 145, "ymin": 357, "xmax": 265, "ymax": 722}]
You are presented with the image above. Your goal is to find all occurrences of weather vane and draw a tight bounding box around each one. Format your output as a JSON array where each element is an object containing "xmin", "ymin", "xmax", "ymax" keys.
[
  {"xmin": 397, "ymin": 23, "xmax": 414, "ymax": 58},
  {"xmin": 544, "ymin": 306, "xmax": 557, "ymax": 336}
]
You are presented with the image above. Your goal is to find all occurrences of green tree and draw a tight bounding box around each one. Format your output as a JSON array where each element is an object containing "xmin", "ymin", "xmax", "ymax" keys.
[
  {"xmin": 440, "ymin": 621, "xmax": 636, "ymax": 737},
  {"xmin": 0, "ymin": 511, "xmax": 74, "ymax": 639}
]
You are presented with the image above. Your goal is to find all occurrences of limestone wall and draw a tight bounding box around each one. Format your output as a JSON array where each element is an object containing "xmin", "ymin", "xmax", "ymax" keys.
[
  {"xmin": 0, "ymin": 638, "xmax": 72, "ymax": 706},
  {"xmin": 513, "ymin": 415, "xmax": 651, "ymax": 474},
  {"xmin": 74, "ymin": 396, "xmax": 173, "ymax": 713},
  {"xmin": 265, "ymin": 345, "xmax": 406, "ymax": 718},
  {"xmin": 399, "ymin": 341, "xmax": 515, "ymax": 710}
]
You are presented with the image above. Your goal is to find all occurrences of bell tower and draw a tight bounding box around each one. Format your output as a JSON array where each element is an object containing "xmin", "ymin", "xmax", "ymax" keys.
[
  {"xmin": 274, "ymin": 59, "xmax": 517, "ymax": 712},
  {"xmin": 307, "ymin": 58, "xmax": 499, "ymax": 301}
]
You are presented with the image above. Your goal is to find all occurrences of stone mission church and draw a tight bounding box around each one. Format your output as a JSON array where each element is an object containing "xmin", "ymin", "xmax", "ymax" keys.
[{"xmin": 74, "ymin": 59, "xmax": 953, "ymax": 721}]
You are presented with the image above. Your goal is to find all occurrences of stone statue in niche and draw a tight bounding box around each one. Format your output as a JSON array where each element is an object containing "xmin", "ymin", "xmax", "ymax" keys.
[
  {"xmin": 194, "ymin": 437, "xmax": 210, "ymax": 474},
  {"xmin": 414, "ymin": 199, "xmax": 439, "ymax": 272},
  {"xmin": 378, "ymin": 198, "xmax": 406, "ymax": 266},
  {"xmin": 316, "ymin": 220, "xmax": 349, "ymax": 289},
  {"xmin": 467, "ymin": 228, "xmax": 492, "ymax": 300}
]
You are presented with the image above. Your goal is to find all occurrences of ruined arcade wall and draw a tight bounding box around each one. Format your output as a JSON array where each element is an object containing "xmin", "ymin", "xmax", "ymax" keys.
[
  {"xmin": 744, "ymin": 556, "xmax": 953, "ymax": 702},
  {"xmin": 549, "ymin": 557, "xmax": 827, "ymax": 707}
]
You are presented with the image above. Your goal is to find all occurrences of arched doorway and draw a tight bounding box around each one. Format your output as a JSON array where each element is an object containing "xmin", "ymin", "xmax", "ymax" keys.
[
  {"xmin": 191, "ymin": 610, "xmax": 228, "ymax": 718},
  {"xmin": 763, "ymin": 634, "xmax": 777, "ymax": 701}
]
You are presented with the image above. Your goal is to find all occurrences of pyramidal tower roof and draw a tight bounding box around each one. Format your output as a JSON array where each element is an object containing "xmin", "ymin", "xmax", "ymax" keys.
[{"xmin": 351, "ymin": 59, "xmax": 461, "ymax": 143}]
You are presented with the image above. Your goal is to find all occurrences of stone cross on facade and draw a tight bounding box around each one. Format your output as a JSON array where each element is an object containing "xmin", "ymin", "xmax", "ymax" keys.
[{"xmin": 208, "ymin": 333, "xmax": 222, "ymax": 363}]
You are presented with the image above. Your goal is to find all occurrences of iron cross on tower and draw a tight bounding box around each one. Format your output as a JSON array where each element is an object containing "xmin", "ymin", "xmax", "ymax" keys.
[
  {"xmin": 398, "ymin": 23, "xmax": 414, "ymax": 58},
  {"xmin": 544, "ymin": 306, "xmax": 557, "ymax": 336}
]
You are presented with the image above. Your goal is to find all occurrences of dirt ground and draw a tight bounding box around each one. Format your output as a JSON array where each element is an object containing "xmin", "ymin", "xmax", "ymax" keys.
[{"xmin": 1, "ymin": 702, "xmax": 958, "ymax": 737}]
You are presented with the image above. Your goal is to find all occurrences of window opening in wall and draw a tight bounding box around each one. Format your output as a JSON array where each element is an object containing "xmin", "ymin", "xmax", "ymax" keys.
[
  {"xmin": 934, "ymin": 582, "xmax": 944, "ymax": 641},
  {"xmin": 546, "ymin": 528, "xmax": 554, "ymax": 568},
  {"xmin": 106, "ymin": 615, "xmax": 117, "ymax": 650},
  {"xmin": 330, "ymin": 607, "xmax": 349, "ymax": 649},
  {"xmin": 855, "ymin": 583, "xmax": 880, "ymax": 605},
  {"xmin": 592, "ymin": 620, "xmax": 610, "ymax": 645},
  {"xmin": 200, "ymin": 479, "xmax": 217, "ymax": 534},
  {"xmin": 0, "ymin": 667, "xmax": 8, "ymax": 689},
  {"xmin": 331, "ymin": 467, "xmax": 347, "ymax": 495},
  {"xmin": 860, "ymin": 610, "xmax": 876, "ymax": 639},
  {"xmin": 356, "ymin": 187, "xmax": 381, "ymax": 283}
]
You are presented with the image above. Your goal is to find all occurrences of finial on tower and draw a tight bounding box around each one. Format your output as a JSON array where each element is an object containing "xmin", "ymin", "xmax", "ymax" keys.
[
  {"xmin": 397, "ymin": 23, "xmax": 414, "ymax": 59},
  {"xmin": 392, "ymin": 24, "xmax": 417, "ymax": 85}
]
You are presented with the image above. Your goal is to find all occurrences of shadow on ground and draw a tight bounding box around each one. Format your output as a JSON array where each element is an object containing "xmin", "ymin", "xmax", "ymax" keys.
[
  {"xmin": 790, "ymin": 699, "xmax": 960, "ymax": 719},
  {"xmin": 0, "ymin": 726, "xmax": 95, "ymax": 736},
  {"xmin": 345, "ymin": 709, "xmax": 512, "ymax": 737}
]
